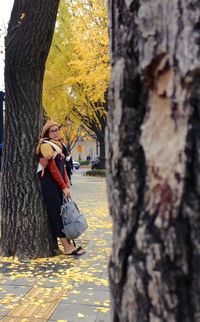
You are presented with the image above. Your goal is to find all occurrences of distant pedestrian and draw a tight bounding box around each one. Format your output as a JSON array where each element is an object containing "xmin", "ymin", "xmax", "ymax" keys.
[
  {"xmin": 36, "ymin": 120, "xmax": 85, "ymax": 256},
  {"xmin": 86, "ymin": 155, "xmax": 91, "ymax": 162}
]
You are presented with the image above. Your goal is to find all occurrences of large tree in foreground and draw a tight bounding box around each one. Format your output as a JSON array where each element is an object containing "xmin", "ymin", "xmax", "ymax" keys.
[
  {"xmin": 107, "ymin": 1, "xmax": 200, "ymax": 321},
  {"xmin": 0, "ymin": 0, "xmax": 60, "ymax": 259}
]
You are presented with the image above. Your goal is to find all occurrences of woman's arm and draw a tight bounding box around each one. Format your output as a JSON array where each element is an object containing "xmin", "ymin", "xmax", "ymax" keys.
[{"xmin": 47, "ymin": 159, "xmax": 68, "ymax": 190}]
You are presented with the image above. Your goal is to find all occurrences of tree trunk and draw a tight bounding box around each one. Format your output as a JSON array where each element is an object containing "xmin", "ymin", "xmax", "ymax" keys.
[
  {"xmin": 0, "ymin": 0, "xmax": 60, "ymax": 259},
  {"xmin": 0, "ymin": 91, "xmax": 4, "ymax": 170},
  {"xmin": 107, "ymin": 1, "xmax": 200, "ymax": 321}
]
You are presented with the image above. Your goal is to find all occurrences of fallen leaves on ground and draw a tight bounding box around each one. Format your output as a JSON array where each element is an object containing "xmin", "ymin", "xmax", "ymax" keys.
[{"xmin": 0, "ymin": 204, "xmax": 111, "ymax": 317}]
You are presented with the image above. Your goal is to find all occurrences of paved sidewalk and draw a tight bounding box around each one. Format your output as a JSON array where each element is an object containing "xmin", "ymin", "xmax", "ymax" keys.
[{"xmin": 0, "ymin": 170, "xmax": 111, "ymax": 321}]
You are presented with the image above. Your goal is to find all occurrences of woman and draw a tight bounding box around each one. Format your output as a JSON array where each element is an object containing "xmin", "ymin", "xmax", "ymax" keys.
[{"xmin": 36, "ymin": 120, "xmax": 84, "ymax": 256}]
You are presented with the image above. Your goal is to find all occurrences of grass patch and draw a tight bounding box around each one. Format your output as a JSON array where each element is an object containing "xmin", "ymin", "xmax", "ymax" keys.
[
  {"xmin": 79, "ymin": 160, "xmax": 90, "ymax": 165},
  {"xmin": 85, "ymin": 169, "xmax": 106, "ymax": 177}
]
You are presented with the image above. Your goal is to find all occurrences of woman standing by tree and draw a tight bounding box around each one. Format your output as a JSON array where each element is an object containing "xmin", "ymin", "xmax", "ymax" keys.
[{"xmin": 36, "ymin": 120, "xmax": 85, "ymax": 256}]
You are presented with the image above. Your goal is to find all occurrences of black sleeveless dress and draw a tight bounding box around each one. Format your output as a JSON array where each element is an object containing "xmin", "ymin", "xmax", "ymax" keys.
[{"xmin": 39, "ymin": 151, "xmax": 66, "ymax": 238}]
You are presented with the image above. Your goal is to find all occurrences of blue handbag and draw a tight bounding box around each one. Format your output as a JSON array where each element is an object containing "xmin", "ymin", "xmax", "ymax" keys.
[{"xmin": 60, "ymin": 197, "xmax": 88, "ymax": 239}]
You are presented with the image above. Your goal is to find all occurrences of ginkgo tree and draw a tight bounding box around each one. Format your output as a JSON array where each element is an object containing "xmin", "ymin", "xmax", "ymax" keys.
[
  {"xmin": 66, "ymin": 0, "xmax": 109, "ymax": 105},
  {"xmin": 43, "ymin": 0, "xmax": 109, "ymax": 165},
  {"xmin": 43, "ymin": 0, "xmax": 73, "ymax": 122},
  {"xmin": 61, "ymin": 117, "xmax": 84, "ymax": 151}
]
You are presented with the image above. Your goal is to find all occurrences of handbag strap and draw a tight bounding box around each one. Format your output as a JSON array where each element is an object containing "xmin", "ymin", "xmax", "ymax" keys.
[{"xmin": 63, "ymin": 195, "xmax": 72, "ymax": 203}]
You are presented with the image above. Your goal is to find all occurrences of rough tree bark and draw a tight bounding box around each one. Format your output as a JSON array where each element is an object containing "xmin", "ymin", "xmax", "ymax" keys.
[
  {"xmin": 107, "ymin": 1, "xmax": 200, "ymax": 321},
  {"xmin": 0, "ymin": 0, "xmax": 60, "ymax": 259}
]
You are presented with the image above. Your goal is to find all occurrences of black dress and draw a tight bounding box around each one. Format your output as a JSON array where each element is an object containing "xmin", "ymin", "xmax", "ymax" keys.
[
  {"xmin": 65, "ymin": 155, "xmax": 73, "ymax": 181},
  {"xmin": 39, "ymin": 153, "xmax": 66, "ymax": 238}
]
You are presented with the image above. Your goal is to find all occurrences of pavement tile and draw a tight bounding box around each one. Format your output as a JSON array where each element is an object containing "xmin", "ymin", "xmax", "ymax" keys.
[
  {"xmin": 96, "ymin": 311, "xmax": 111, "ymax": 322},
  {"xmin": 1, "ymin": 318, "xmax": 47, "ymax": 322},
  {"xmin": 74, "ymin": 282, "xmax": 108, "ymax": 292},
  {"xmin": 7, "ymin": 301, "xmax": 57, "ymax": 319},
  {"xmin": 6, "ymin": 287, "xmax": 67, "ymax": 319},
  {"xmin": 0, "ymin": 312, "xmax": 7, "ymax": 318},
  {"xmin": 100, "ymin": 271, "xmax": 108, "ymax": 280},
  {"xmin": 39, "ymin": 281, "xmax": 65, "ymax": 288},
  {"xmin": 59, "ymin": 289, "xmax": 110, "ymax": 306},
  {"xmin": 86, "ymin": 240, "xmax": 96, "ymax": 249},
  {"xmin": 0, "ymin": 285, "xmax": 31, "ymax": 299},
  {"xmin": 0, "ymin": 307, "xmax": 11, "ymax": 318},
  {"xmin": 1, "ymin": 278, "xmax": 41, "ymax": 286},
  {"xmin": 49, "ymin": 303, "xmax": 99, "ymax": 322},
  {"xmin": 12, "ymin": 278, "xmax": 42, "ymax": 287},
  {"xmin": 0, "ymin": 268, "xmax": 10, "ymax": 274},
  {"xmin": 0, "ymin": 279, "xmax": 18, "ymax": 286}
]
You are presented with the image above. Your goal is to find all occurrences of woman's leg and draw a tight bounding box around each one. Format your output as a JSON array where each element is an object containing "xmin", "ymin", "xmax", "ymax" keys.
[
  {"xmin": 59, "ymin": 238, "xmax": 85, "ymax": 255},
  {"xmin": 60, "ymin": 237, "xmax": 75, "ymax": 254}
]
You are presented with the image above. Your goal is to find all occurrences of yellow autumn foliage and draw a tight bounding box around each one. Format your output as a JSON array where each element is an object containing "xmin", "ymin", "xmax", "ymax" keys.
[{"xmin": 43, "ymin": 0, "xmax": 109, "ymax": 127}]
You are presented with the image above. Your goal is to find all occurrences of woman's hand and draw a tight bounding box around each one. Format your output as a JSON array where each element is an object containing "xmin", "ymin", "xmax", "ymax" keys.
[{"xmin": 63, "ymin": 187, "xmax": 71, "ymax": 198}]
